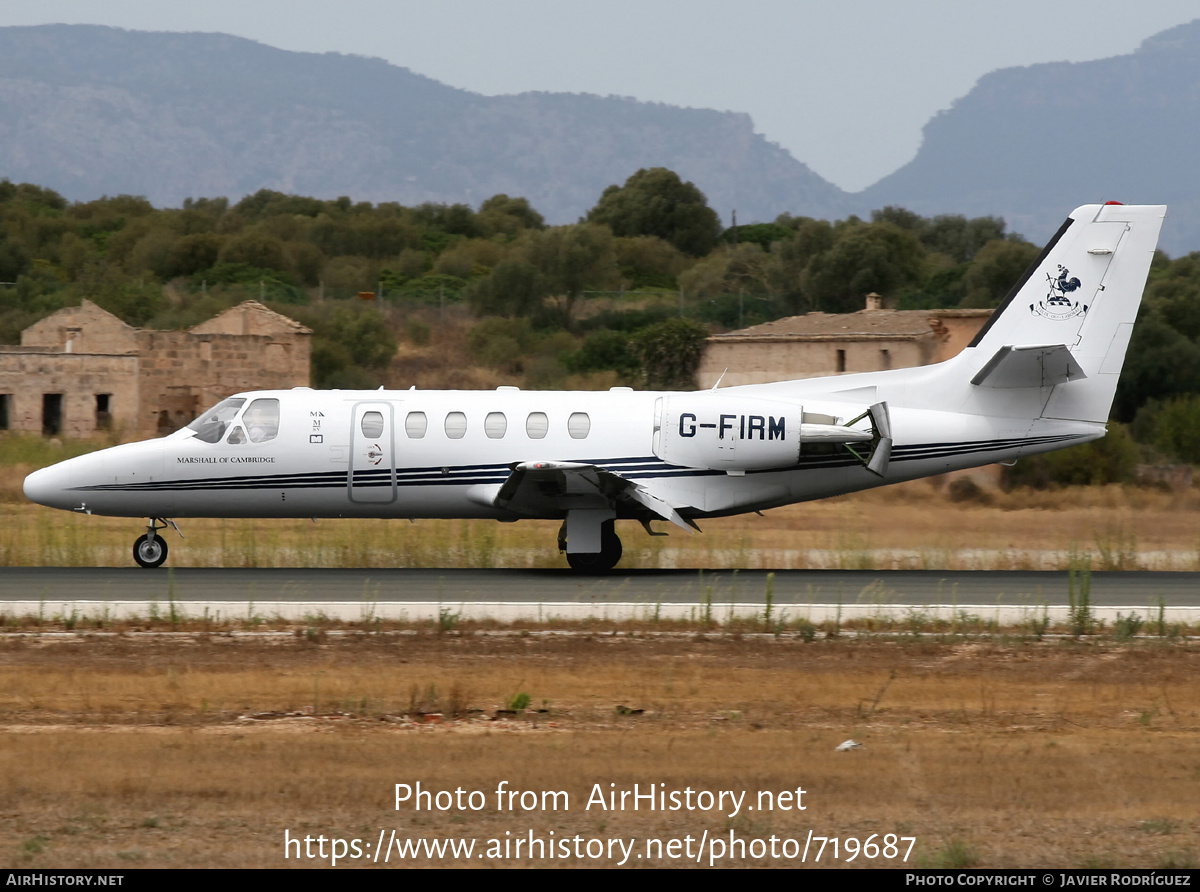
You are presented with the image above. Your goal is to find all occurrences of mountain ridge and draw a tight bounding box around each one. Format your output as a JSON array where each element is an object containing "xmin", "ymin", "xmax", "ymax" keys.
[
  {"xmin": 0, "ymin": 24, "xmax": 849, "ymax": 225},
  {"xmin": 857, "ymin": 19, "xmax": 1200, "ymax": 253},
  {"xmin": 6, "ymin": 22, "xmax": 1200, "ymax": 253}
]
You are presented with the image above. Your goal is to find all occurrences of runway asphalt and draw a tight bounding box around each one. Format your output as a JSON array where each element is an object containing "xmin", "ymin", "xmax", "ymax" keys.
[{"xmin": 1, "ymin": 566, "xmax": 1197, "ymax": 603}]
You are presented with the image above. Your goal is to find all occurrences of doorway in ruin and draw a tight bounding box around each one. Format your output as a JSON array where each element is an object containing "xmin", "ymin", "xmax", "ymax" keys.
[{"xmin": 42, "ymin": 393, "xmax": 63, "ymax": 436}]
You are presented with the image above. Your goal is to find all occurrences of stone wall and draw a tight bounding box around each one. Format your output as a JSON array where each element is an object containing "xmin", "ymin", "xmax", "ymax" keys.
[
  {"xmin": 21, "ymin": 301, "xmax": 139, "ymax": 355},
  {"xmin": 927, "ymin": 311, "xmax": 992, "ymax": 362},
  {"xmin": 698, "ymin": 309, "xmax": 991, "ymax": 388},
  {"xmin": 0, "ymin": 300, "xmax": 311, "ymax": 439},
  {"xmin": 135, "ymin": 329, "xmax": 311, "ymax": 435},
  {"xmin": 698, "ymin": 336, "xmax": 934, "ymax": 388},
  {"xmin": 0, "ymin": 349, "xmax": 139, "ymax": 437}
]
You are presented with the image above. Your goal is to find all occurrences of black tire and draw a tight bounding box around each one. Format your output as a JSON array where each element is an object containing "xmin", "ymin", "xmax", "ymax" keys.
[
  {"xmin": 565, "ymin": 521, "xmax": 622, "ymax": 573},
  {"xmin": 133, "ymin": 533, "xmax": 168, "ymax": 569}
]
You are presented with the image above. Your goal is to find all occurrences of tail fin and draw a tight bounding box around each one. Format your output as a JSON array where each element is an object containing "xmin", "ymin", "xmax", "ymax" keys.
[{"xmin": 962, "ymin": 203, "xmax": 1165, "ymax": 423}]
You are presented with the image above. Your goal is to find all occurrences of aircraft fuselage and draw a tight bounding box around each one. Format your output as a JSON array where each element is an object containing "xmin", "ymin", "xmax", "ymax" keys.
[{"xmin": 24, "ymin": 385, "xmax": 1094, "ymax": 522}]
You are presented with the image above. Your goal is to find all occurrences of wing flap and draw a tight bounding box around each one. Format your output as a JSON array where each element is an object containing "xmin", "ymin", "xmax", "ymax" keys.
[
  {"xmin": 623, "ymin": 481, "xmax": 699, "ymax": 532},
  {"xmin": 492, "ymin": 460, "xmax": 696, "ymax": 532}
]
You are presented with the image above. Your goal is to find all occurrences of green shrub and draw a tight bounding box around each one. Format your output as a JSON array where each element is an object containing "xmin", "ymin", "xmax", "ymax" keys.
[
  {"xmin": 1003, "ymin": 424, "xmax": 1139, "ymax": 489},
  {"xmin": 1133, "ymin": 394, "xmax": 1200, "ymax": 464}
]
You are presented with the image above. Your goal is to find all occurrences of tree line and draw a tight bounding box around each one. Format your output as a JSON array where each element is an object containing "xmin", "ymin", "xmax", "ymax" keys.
[{"xmin": 0, "ymin": 169, "xmax": 1197, "ymax": 469}]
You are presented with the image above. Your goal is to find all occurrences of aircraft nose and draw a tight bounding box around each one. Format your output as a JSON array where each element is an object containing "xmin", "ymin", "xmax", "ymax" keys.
[{"xmin": 23, "ymin": 463, "xmax": 73, "ymax": 510}]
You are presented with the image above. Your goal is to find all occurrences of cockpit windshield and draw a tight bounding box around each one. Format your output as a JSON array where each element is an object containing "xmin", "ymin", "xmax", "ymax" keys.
[
  {"xmin": 243, "ymin": 398, "xmax": 280, "ymax": 443},
  {"xmin": 186, "ymin": 398, "xmax": 246, "ymax": 444}
]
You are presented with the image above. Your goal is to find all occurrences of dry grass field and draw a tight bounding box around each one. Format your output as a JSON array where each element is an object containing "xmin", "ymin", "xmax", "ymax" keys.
[
  {"xmin": 2, "ymin": 474, "xmax": 1199, "ymax": 571},
  {"xmin": 4, "ymin": 438, "xmax": 1199, "ymax": 868},
  {"xmin": 1, "ymin": 629, "xmax": 1198, "ymax": 869}
]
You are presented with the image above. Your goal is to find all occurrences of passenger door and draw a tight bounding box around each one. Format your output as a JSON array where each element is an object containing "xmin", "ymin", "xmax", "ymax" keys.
[{"xmin": 348, "ymin": 401, "xmax": 396, "ymax": 503}]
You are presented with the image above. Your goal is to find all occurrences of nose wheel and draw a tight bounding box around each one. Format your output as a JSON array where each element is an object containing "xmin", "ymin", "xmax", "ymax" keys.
[
  {"xmin": 132, "ymin": 518, "xmax": 180, "ymax": 569},
  {"xmin": 133, "ymin": 533, "xmax": 168, "ymax": 568}
]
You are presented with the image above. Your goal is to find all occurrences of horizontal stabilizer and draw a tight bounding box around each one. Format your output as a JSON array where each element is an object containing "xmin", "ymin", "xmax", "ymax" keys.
[{"xmin": 970, "ymin": 345, "xmax": 1086, "ymax": 389}]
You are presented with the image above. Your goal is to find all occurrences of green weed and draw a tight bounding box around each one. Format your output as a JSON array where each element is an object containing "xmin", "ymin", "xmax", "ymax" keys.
[
  {"xmin": 763, "ymin": 571, "xmax": 775, "ymax": 628},
  {"xmin": 1067, "ymin": 548, "xmax": 1094, "ymax": 636},
  {"xmin": 1114, "ymin": 612, "xmax": 1143, "ymax": 642},
  {"xmin": 1094, "ymin": 523, "xmax": 1138, "ymax": 571},
  {"xmin": 921, "ymin": 837, "xmax": 979, "ymax": 869}
]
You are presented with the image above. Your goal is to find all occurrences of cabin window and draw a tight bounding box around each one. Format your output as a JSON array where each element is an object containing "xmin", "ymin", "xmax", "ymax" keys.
[
  {"xmin": 244, "ymin": 398, "xmax": 280, "ymax": 443},
  {"xmin": 0, "ymin": 394, "xmax": 9, "ymax": 430},
  {"xmin": 226, "ymin": 425, "xmax": 247, "ymax": 445},
  {"xmin": 526, "ymin": 412, "xmax": 548, "ymax": 439},
  {"xmin": 42, "ymin": 394, "xmax": 63, "ymax": 437},
  {"xmin": 187, "ymin": 398, "xmax": 246, "ymax": 444},
  {"xmin": 484, "ymin": 412, "xmax": 507, "ymax": 439},
  {"xmin": 405, "ymin": 411, "xmax": 427, "ymax": 438},
  {"xmin": 444, "ymin": 411, "xmax": 467, "ymax": 439},
  {"xmin": 360, "ymin": 410, "xmax": 385, "ymax": 439},
  {"xmin": 567, "ymin": 412, "xmax": 591, "ymax": 439},
  {"xmin": 95, "ymin": 394, "xmax": 112, "ymax": 431}
]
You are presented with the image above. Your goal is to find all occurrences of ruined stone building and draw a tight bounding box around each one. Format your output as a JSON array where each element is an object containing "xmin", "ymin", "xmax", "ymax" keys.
[
  {"xmin": 0, "ymin": 300, "xmax": 311, "ymax": 439},
  {"xmin": 698, "ymin": 307, "xmax": 992, "ymax": 388}
]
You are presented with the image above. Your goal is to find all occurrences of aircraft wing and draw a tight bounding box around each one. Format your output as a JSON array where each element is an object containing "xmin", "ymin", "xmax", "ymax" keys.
[{"xmin": 486, "ymin": 461, "xmax": 698, "ymax": 532}]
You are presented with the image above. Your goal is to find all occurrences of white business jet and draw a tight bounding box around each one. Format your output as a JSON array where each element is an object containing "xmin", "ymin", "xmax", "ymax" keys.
[{"xmin": 24, "ymin": 203, "xmax": 1165, "ymax": 572}]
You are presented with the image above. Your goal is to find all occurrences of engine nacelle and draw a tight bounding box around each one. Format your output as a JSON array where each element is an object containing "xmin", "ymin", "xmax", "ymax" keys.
[{"xmin": 650, "ymin": 394, "xmax": 853, "ymax": 472}]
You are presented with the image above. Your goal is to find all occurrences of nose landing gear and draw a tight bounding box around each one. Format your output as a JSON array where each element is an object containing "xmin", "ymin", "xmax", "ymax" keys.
[
  {"xmin": 133, "ymin": 533, "xmax": 168, "ymax": 568},
  {"xmin": 132, "ymin": 518, "xmax": 181, "ymax": 569}
]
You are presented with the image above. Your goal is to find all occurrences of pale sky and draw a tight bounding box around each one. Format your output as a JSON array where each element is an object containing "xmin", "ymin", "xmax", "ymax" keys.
[{"xmin": 1, "ymin": 1, "xmax": 1196, "ymax": 192}]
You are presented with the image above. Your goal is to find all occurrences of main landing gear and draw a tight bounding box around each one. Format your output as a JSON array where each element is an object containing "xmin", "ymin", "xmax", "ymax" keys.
[
  {"xmin": 133, "ymin": 518, "xmax": 180, "ymax": 569},
  {"xmin": 560, "ymin": 517, "xmax": 623, "ymax": 574}
]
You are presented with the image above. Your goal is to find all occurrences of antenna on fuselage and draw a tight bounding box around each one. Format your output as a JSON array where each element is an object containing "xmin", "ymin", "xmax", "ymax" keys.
[{"xmin": 710, "ymin": 369, "xmax": 728, "ymax": 391}]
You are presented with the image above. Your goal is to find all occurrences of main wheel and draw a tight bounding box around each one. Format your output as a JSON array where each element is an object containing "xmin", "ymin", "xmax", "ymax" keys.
[
  {"xmin": 133, "ymin": 533, "xmax": 168, "ymax": 569},
  {"xmin": 565, "ymin": 521, "xmax": 622, "ymax": 573}
]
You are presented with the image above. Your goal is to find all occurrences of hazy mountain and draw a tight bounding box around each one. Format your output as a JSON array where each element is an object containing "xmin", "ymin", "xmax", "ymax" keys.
[
  {"xmin": 857, "ymin": 20, "xmax": 1200, "ymax": 255},
  {"xmin": 0, "ymin": 24, "xmax": 850, "ymax": 225},
  {"xmin": 11, "ymin": 22, "xmax": 1200, "ymax": 254}
]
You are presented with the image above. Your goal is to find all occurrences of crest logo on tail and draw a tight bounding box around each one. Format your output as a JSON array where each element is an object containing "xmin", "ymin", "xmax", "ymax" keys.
[{"xmin": 1031, "ymin": 265, "xmax": 1088, "ymax": 320}]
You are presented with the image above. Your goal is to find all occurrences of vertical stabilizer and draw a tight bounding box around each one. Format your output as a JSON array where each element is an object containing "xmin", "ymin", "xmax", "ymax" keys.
[{"xmin": 962, "ymin": 203, "xmax": 1165, "ymax": 423}]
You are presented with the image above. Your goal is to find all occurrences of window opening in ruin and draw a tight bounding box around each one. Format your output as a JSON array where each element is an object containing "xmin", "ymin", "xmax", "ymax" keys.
[
  {"xmin": 0, "ymin": 394, "xmax": 9, "ymax": 431},
  {"xmin": 836, "ymin": 349, "xmax": 846, "ymax": 373},
  {"xmin": 95, "ymin": 394, "xmax": 112, "ymax": 431},
  {"xmin": 42, "ymin": 394, "xmax": 63, "ymax": 437}
]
